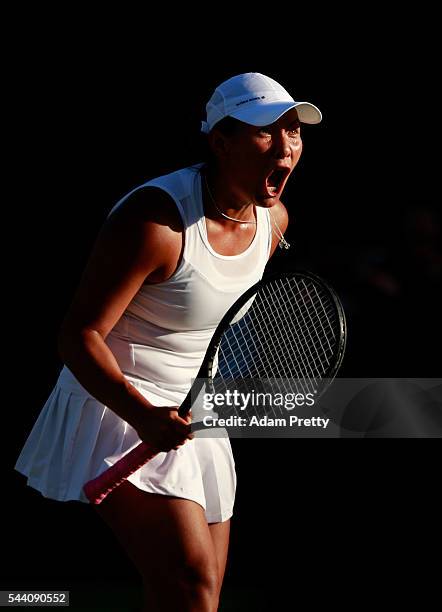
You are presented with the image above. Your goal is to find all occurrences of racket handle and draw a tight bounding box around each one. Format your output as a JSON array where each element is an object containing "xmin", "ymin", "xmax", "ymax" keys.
[
  {"xmin": 83, "ymin": 442, "xmax": 158, "ymax": 505},
  {"xmin": 84, "ymin": 388, "xmax": 195, "ymax": 504},
  {"xmin": 178, "ymin": 390, "xmax": 193, "ymax": 418}
]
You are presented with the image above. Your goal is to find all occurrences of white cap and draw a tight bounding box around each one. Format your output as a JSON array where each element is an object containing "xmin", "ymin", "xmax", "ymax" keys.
[{"xmin": 201, "ymin": 72, "xmax": 322, "ymax": 134}]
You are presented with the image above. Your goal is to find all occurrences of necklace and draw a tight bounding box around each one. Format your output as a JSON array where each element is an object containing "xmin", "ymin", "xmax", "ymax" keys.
[
  {"xmin": 203, "ymin": 173, "xmax": 290, "ymax": 249},
  {"xmin": 269, "ymin": 210, "xmax": 291, "ymax": 250},
  {"xmin": 204, "ymin": 174, "xmax": 257, "ymax": 225}
]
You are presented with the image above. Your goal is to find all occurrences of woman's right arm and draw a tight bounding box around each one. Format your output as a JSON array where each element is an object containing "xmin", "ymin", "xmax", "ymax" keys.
[{"xmin": 57, "ymin": 188, "xmax": 191, "ymax": 451}]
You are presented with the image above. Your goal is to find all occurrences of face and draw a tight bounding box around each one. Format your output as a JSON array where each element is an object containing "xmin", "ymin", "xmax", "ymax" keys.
[{"xmin": 211, "ymin": 108, "xmax": 303, "ymax": 206}]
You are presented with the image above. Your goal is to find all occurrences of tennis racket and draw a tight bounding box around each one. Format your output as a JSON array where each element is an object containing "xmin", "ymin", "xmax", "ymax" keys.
[{"xmin": 83, "ymin": 270, "xmax": 346, "ymax": 504}]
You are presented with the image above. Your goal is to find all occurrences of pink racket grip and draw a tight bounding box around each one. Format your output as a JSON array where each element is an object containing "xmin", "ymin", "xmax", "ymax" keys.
[{"xmin": 83, "ymin": 442, "xmax": 158, "ymax": 505}]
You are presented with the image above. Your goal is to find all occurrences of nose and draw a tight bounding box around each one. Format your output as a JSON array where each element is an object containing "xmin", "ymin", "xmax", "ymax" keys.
[{"xmin": 272, "ymin": 130, "xmax": 291, "ymax": 160}]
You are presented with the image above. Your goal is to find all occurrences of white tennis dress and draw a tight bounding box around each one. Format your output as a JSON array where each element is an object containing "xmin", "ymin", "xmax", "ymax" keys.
[{"xmin": 15, "ymin": 164, "xmax": 272, "ymax": 523}]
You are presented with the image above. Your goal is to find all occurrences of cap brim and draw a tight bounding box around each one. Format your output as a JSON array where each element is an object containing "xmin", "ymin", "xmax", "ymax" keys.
[{"xmin": 229, "ymin": 100, "xmax": 322, "ymax": 126}]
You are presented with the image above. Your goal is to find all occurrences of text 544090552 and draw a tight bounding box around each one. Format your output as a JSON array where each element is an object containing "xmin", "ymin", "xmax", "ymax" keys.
[{"xmin": 0, "ymin": 591, "xmax": 69, "ymax": 607}]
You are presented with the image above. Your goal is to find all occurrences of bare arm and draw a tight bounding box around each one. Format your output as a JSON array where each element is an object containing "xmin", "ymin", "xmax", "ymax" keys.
[{"xmin": 58, "ymin": 187, "xmax": 190, "ymax": 449}]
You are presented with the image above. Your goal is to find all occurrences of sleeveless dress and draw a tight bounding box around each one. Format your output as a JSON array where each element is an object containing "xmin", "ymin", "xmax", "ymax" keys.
[{"xmin": 15, "ymin": 164, "xmax": 272, "ymax": 523}]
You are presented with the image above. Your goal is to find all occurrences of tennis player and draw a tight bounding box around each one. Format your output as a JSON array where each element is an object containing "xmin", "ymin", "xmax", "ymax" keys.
[{"xmin": 15, "ymin": 73, "xmax": 321, "ymax": 611}]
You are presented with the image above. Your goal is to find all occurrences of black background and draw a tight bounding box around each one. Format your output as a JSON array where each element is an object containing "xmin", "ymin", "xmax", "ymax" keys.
[{"xmin": 5, "ymin": 7, "xmax": 441, "ymax": 610}]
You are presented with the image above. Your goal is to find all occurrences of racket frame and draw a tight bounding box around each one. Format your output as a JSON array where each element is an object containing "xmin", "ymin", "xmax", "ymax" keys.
[{"xmin": 182, "ymin": 270, "xmax": 347, "ymax": 417}]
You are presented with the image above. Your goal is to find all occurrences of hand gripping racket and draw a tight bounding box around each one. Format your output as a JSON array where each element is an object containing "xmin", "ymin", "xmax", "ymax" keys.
[{"xmin": 83, "ymin": 271, "xmax": 347, "ymax": 504}]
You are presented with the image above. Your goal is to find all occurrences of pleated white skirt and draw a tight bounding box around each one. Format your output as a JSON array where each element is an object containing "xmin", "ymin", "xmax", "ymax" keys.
[{"xmin": 15, "ymin": 366, "xmax": 236, "ymax": 523}]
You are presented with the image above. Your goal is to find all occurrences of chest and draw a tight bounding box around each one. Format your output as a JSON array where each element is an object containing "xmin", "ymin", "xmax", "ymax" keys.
[{"xmin": 204, "ymin": 219, "xmax": 257, "ymax": 256}]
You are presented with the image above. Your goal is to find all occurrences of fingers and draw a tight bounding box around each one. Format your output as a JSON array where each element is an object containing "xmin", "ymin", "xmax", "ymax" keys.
[
  {"xmin": 173, "ymin": 421, "xmax": 194, "ymax": 442},
  {"xmin": 172, "ymin": 408, "xmax": 193, "ymax": 433},
  {"xmin": 137, "ymin": 405, "xmax": 194, "ymax": 452},
  {"xmin": 157, "ymin": 425, "xmax": 192, "ymax": 452},
  {"xmin": 172, "ymin": 407, "xmax": 192, "ymax": 422}
]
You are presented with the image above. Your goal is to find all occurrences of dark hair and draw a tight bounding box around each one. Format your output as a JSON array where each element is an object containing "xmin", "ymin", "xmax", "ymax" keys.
[
  {"xmin": 211, "ymin": 116, "xmax": 243, "ymax": 137},
  {"xmin": 190, "ymin": 116, "xmax": 243, "ymax": 172}
]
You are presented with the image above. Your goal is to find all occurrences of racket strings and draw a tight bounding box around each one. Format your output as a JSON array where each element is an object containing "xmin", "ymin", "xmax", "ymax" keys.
[
  {"xmin": 261, "ymin": 282, "xmax": 321, "ymax": 379},
  {"xmin": 257, "ymin": 287, "xmax": 318, "ymax": 395},
  {"xmin": 257, "ymin": 283, "xmax": 329, "ymax": 397},
  {"xmin": 235, "ymin": 295, "xmax": 305, "ymax": 403},
  {"xmin": 221, "ymin": 314, "xmax": 299, "ymax": 382},
  {"xmin": 278, "ymin": 280, "xmax": 335, "ymax": 373},
  {"xmin": 229, "ymin": 280, "xmax": 337, "ymax": 379},
  {"xmin": 287, "ymin": 281, "xmax": 337, "ymax": 341},
  {"xmin": 271, "ymin": 278, "xmax": 338, "ymax": 371},
  {"xmin": 233, "ymin": 301, "xmax": 298, "ymax": 381},
  {"xmin": 295, "ymin": 280, "xmax": 337, "ymax": 354},
  {"xmin": 218, "ymin": 311, "xmax": 301, "ymax": 382},
  {"xmin": 214, "ymin": 277, "xmax": 340, "ymax": 397}
]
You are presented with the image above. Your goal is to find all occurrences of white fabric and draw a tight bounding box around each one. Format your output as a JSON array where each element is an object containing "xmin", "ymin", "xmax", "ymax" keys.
[
  {"xmin": 202, "ymin": 72, "xmax": 322, "ymax": 133},
  {"xmin": 15, "ymin": 164, "xmax": 272, "ymax": 523},
  {"xmin": 15, "ymin": 368, "xmax": 237, "ymax": 522},
  {"xmin": 105, "ymin": 164, "xmax": 271, "ymax": 394}
]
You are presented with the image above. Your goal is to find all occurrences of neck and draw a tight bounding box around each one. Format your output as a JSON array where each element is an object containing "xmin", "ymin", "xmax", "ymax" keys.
[{"xmin": 203, "ymin": 167, "xmax": 256, "ymax": 224}]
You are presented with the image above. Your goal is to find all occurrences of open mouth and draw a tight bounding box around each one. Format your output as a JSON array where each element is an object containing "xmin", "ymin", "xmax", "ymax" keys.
[{"xmin": 265, "ymin": 167, "xmax": 290, "ymax": 197}]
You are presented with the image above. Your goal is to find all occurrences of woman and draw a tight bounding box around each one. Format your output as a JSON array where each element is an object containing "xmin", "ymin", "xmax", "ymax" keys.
[{"xmin": 15, "ymin": 72, "xmax": 321, "ymax": 611}]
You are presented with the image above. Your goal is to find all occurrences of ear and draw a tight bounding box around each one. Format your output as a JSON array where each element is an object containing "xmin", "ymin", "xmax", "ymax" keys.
[{"xmin": 208, "ymin": 129, "xmax": 231, "ymax": 159}]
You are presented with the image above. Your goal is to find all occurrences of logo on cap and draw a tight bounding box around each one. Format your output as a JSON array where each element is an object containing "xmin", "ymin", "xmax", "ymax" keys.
[{"xmin": 235, "ymin": 96, "xmax": 266, "ymax": 107}]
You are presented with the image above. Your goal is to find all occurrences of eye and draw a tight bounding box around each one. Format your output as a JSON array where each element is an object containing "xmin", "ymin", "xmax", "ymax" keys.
[
  {"xmin": 287, "ymin": 127, "xmax": 300, "ymax": 137},
  {"xmin": 258, "ymin": 126, "xmax": 272, "ymax": 136}
]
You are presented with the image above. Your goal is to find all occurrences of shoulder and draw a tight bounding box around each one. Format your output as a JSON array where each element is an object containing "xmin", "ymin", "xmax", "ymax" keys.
[
  {"xmin": 269, "ymin": 199, "xmax": 289, "ymax": 232},
  {"xmin": 101, "ymin": 185, "xmax": 184, "ymax": 282},
  {"xmin": 108, "ymin": 186, "xmax": 183, "ymax": 234},
  {"xmin": 268, "ymin": 199, "xmax": 289, "ymax": 256}
]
